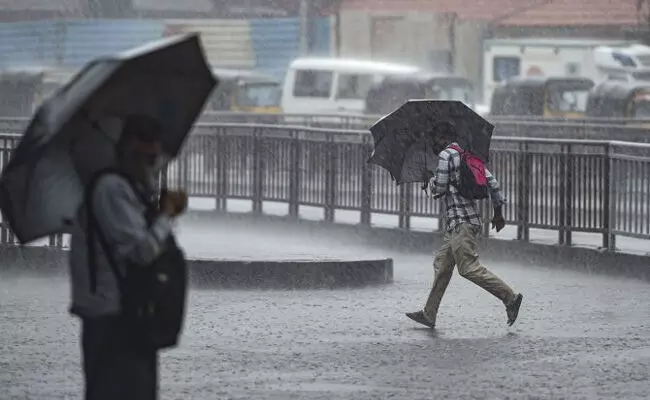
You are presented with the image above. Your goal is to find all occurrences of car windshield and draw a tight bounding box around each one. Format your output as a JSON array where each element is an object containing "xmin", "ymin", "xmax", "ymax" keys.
[
  {"xmin": 546, "ymin": 88, "xmax": 590, "ymax": 113},
  {"xmin": 237, "ymin": 82, "xmax": 281, "ymax": 107},
  {"xmin": 632, "ymin": 99, "xmax": 650, "ymax": 118},
  {"xmin": 426, "ymin": 83, "xmax": 474, "ymax": 105}
]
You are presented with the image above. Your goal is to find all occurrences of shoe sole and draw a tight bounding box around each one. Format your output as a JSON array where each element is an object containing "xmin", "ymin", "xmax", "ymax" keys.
[
  {"xmin": 507, "ymin": 294, "xmax": 523, "ymax": 326},
  {"xmin": 406, "ymin": 313, "xmax": 435, "ymax": 329}
]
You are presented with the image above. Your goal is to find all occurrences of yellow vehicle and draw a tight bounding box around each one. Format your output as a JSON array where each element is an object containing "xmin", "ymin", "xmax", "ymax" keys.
[
  {"xmin": 489, "ymin": 77, "xmax": 594, "ymax": 118},
  {"xmin": 585, "ymin": 80, "xmax": 650, "ymax": 119},
  {"xmin": 207, "ymin": 68, "xmax": 281, "ymax": 114},
  {"xmin": 36, "ymin": 68, "xmax": 77, "ymax": 106},
  {"xmin": 364, "ymin": 73, "xmax": 475, "ymax": 115}
]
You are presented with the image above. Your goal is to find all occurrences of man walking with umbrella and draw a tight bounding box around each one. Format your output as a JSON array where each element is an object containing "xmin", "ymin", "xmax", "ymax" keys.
[{"xmin": 405, "ymin": 121, "xmax": 523, "ymax": 329}]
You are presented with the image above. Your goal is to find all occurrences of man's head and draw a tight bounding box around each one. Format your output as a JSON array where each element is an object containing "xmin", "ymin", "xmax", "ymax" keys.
[
  {"xmin": 431, "ymin": 121, "xmax": 456, "ymax": 154},
  {"xmin": 116, "ymin": 115, "xmax": 163, "ymax": 185}
]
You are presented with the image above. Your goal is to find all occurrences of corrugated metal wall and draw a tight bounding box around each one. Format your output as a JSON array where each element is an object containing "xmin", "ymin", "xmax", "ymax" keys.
[
  {"xmin": 250, "ymin": 16, "xmax": 332, "ymax": 78},
  {"xmin": 62, "ymin": 19, "xmax": 163, "ymax": 66},
  {"xmin": 162, "ymin": 19, "xmax": 255, "ymax": 68},
  {"xmin": 250, "ymin": 18, "xmax": 301, "ymax": 78},
  {"xmin": 338, "ymin": 10, "xmax": 483, "ymax": 90},
  {"xmin": 0, "ymin": 17, "xmax": 332, "ymax": 77},
  {"xmin": 312, "ymin": 17, "xmax": 331, "ymax": 55},
  {"xmin": 0, "ymin": 20, "xmax": 63, "ymax": 66}
]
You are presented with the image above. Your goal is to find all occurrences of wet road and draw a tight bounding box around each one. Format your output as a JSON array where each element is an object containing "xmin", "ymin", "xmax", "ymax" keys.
[{"xmin": 2, "ymin": 215, "xmax": 650, "ymax": 399}]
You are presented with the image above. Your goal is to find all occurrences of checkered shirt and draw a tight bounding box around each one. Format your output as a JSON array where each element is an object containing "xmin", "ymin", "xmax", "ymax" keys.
[{"xmin": 426, "ymin": 143, "xmax": 506, "ymax": 232}]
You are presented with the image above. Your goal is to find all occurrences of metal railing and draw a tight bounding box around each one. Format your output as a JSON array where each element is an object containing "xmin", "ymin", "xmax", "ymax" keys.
[
  {"xmin": 200, "ymin": 112, "xmax": 650, "ymax": 142},
  {"xmin": 3, "ymin": 112, "xmax": 650, "ymax": 142},
  {"xmin": 1, "ymin": 123, "xmax": 648, "ymax": 252}
]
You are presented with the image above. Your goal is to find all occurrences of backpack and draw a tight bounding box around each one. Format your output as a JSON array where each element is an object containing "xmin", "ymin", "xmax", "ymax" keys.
[
  {"xmin": 447, "ymin": 145, "xmax": 489, "ymax": 200},
  {"xmin": 86, "ymin": 168, "xmax": 188, "ymax": 351}
]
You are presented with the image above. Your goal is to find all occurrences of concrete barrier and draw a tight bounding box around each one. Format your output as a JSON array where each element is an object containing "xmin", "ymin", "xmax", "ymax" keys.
[
  {"xmin": 0, "ymin": 245, "xmax": 394, "ymax": 289},
  {"xmin": 190, "ymin": 258, "xmax": 393, "ymax": 289}
]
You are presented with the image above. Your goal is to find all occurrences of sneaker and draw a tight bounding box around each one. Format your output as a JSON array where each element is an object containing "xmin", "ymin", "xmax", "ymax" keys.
[
  {"xmin": 406, "ymin": 310, "xmax": 435, "ymax": 328},
  {"xmin": 506, "ymin": 293, "xmax": 523, "ymax": 326}
]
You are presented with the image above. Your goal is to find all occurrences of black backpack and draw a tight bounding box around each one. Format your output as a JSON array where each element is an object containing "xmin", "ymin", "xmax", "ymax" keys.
[{"xmin": 86, "ymin": 168, "xmax": 188, "ymax": 351}]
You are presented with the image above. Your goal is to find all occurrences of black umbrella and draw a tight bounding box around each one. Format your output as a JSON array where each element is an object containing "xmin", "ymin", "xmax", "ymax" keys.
[
  {"xmin": 0, "ymin": 33, "xmax": 218, "ymax": 244},
  {"xmin": 367, "ymin": 100, "xmax": 494, "ymax": 184}
]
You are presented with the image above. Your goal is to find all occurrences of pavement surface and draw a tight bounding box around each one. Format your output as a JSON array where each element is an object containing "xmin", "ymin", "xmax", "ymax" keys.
[{"xmin": 2, "ymin": 209, "xmax": 650, "ymax": 399}]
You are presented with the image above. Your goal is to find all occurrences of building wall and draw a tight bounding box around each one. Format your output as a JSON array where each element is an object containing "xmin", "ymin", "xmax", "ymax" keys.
[
  {"xmin": 0, "ymin": 17, "xmax": 332, "ymax": 78},
  {"xmin": 492, "ymin": 25, "xmax": 640, "ymax": 41},
  {"xmin": 338, "ymin": 10, "xmax": 485, "ymax": 92},
  {"xmin": 455, "ymin": 20, "xmax": 488, "ymax": 102}
]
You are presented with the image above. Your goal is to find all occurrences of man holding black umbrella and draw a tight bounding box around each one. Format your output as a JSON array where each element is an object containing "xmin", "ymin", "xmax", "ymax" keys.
[
  {"xmin": 406, "ymin": 122, "xmax": 523, "ymax": 329},
  {"xmin": 0, "ymin": 34, "xmax": 217, "ymax": 400},
  {"xmin": 69, "ymin": 116, "xmax": 188, "ymax": 400}
]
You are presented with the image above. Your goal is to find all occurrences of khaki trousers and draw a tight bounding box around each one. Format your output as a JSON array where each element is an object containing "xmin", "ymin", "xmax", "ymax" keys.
[{"xmin": 423, "ymin": 223, "xmax": 516, "ymax": 323}]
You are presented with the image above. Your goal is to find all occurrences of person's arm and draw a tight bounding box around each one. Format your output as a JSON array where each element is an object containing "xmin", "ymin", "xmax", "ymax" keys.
[
  {"xmin": 428, "ymin": 150, "xmax": 451, "ymax": 198},
  {"xmin": 91, "ymin": 174, "xmax": 173, "ymax": 266},
  {"xmin": 485, "ymin": 168, "xmax": 506, "ymax": 210}
]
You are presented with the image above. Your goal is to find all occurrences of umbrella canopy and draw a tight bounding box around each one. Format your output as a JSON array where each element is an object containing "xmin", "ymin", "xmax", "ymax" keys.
[
  {"xmin": 367, "ymin": 100, "xmax": 494, "ymax": 184},
  {"xmin": 0, "ymin": 33, "xmax": 218, "ymax": 244}
]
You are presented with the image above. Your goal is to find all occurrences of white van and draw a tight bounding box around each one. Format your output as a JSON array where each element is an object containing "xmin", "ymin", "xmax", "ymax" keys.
[{"xmin": 281, "ymin": 57, "xmax": 420, "ymax": 115}]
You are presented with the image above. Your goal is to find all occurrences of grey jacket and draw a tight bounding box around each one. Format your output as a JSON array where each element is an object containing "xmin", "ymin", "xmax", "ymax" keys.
[{"xmin": 68, "ymin": 173, "xmax": 173, "ymax": 318}]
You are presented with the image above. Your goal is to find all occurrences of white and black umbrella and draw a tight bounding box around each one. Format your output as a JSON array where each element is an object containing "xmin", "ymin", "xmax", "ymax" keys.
[{"xmin": 0, "ymin": 33, "xmax": 218, "ymax": 244}]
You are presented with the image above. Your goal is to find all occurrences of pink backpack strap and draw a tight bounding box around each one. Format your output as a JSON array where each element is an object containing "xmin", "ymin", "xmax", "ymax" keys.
[{"xmin": 447, "ymin": 144, "xmax": 464, "ymax": 154}]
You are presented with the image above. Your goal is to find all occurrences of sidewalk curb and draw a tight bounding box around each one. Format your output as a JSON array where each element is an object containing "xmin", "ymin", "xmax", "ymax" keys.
[{"xmin": 0, "ymin": 245, "xmax": 393, "ymax": 289}]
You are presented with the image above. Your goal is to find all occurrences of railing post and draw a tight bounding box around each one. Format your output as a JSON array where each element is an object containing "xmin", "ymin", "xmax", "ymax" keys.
[
  {"xmin": 215, "ymin": 130, "xmax": 228, "ymax": 212},
  {"xmin": 405, "ymin": 184, "xmax": 412, "ymax": 230},
  {"xmin": 603, "ymin": 142, "xmax": 615, "ymax": 251},
  {"xmin": 323, "ymin": 137, "xmax": 336, "ymax": 223},
  {"xmin": 558, "ymin": 144, "xmax": 566, "ymax": 245},
  {"xmin": 47, "ymin": 233, "xmax": 63, "ymax": 248},
  {"xmin": 360, "ymin": 137, "xmax": 372, "ymax": 226},
  {"xmin": 288, "ymin": 130, "xmax": 300, "ymax": 218},
  {"xmin": 252, "ymin": 128, "xmax": 263, "ymax": 214},
  {"xmin": 609, "ymin": 157, "xmax": 617, "ymax": 252},
  {"xmin": 565, "ymin": 144, "xmax": 574, "ymax": 246},
  {"xmin": 516, "ymin": 141, "xmax": 530, "ymax": 241},
  {"xmin": 0, "ymin": 139, "xmax": 12, "ymax": 244},
  {"xmin": 398, "ymin": 184, "xmax": 410, "ymax": 230}
]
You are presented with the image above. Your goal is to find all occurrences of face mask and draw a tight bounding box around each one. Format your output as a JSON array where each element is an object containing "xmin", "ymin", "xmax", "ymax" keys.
[
  {"xmin": 140, "ymin": 152, "xmax": 167, "ymax": 172},
  {"xmin": 152, "ymin": 154, "xmax": 169, "ymax": 172}
]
